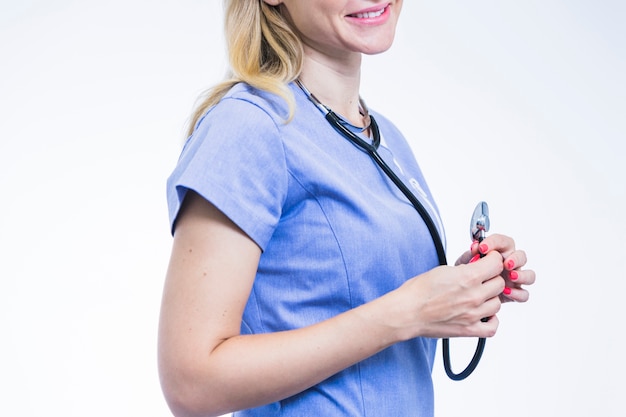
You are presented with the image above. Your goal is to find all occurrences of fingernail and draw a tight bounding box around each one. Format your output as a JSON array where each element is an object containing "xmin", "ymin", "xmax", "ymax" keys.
[
  {"xmin": 506, "ymin": 259, "xmax": 515, "ymax": 270},
  {"xmin": 503, "ymin": 287, "xmax": 512, "ymax": 295},
  {"xmin": 509, "ymin": 270, "xmax": 519, "ymax": 281},
  {"xmin": 479, "ymin": 243, "xmax": 488, "ymax": 254},
  {"xmin": 469, "ymin": 254, "xmax": 481, "ymax": 263},
  {"xmin": 471, "ymin": 241, "xmax": 479, "ymax": 251}
]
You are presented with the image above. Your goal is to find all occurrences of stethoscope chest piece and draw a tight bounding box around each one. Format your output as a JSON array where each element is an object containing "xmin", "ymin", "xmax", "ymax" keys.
[
  {"xmin": 470, "ymin": 202, "xmax": 490, "ymax": 242},
  {"xmin": 443, "ymin": 201, "xmax": 491, "ymax": 381}
]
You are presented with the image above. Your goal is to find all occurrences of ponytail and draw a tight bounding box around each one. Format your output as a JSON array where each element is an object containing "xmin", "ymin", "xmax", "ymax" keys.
[{"xmin": 188, "ymin": 0, "xmax": 303, "ymax": 134}]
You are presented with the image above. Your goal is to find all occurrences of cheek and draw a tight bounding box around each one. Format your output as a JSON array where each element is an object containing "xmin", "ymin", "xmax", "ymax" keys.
[{"xmin": 297, "ymin": 17, "xmax": 344, "ymax": 47}]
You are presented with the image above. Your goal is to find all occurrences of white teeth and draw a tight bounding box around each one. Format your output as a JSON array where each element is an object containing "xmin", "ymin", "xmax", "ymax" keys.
[{"xmin": 352, "ymin": 8, "xmax": 385, "ymax": 19}]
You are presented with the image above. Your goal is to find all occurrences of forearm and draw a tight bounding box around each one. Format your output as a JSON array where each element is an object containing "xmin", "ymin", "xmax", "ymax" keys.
[
  {"xmin": 159, "ymin": 195, "xmax": 512, "ymax": 416},
  {"xmin": 159, "ymin": 294, "xmax": 399, "ymax": 417}
]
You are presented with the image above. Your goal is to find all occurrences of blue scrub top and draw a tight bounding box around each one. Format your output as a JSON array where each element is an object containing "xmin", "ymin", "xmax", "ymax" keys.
[{"xmin": 167, "ymin": 82, "xmax": 446, "ymax": 416}]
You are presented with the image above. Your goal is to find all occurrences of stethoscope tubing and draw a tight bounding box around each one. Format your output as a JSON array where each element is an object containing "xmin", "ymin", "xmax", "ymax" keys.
[
  {"xmin": 324, "ymin": 111, "xmax": 447, "ymax": 265},
  {"xmin": 298, "ymin": 80, "xmax": 486, "ymax": 380}
]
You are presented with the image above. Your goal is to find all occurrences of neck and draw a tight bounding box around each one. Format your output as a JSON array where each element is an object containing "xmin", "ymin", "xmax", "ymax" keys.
[{"xmin": 298, "ymin": 51, "xmax": 364, "ymax": 127}]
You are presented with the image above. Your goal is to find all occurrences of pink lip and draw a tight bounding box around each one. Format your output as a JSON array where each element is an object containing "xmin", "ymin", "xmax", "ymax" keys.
[{"xmin": 345, "ymin": 3, "xmax": 391, "ymax": 24}]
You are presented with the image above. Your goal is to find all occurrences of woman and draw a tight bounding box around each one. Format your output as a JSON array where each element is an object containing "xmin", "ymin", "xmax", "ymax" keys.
[{"xmin": 158, "ymin": 1, "xmax": 535, "ymax": 416}]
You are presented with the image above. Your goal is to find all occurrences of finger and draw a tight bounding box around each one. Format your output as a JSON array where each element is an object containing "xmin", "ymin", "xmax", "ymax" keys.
[
  {"xmin": 455, "ymin": 250, "xmax": 473, "ymax": 266},
  {"xmin": 464, "ymin": 251, "xmax": 505, "ymax": 284},
  {"xmin": 475, "ymin": 305, "xmax": 500, "ymax": 337},
  {"xmin": 507, "ymin": 268, "xmax": 536, "ymax": 286},
  {"xmin": 502, "ymin": 249, "xmax": 528, "ymax": 272},
  {"xmin": 483, "ymin": 273, "xmax": 506, "ymax": 298},
  {"xmin": 483, "ymin": 314, "xmax": 499, "ymax": 337},
  {"xmin": 470, "ymin": 240, "xmax": 480, "ymax": 254},
  {"xmin": 500, "ymin": 286, "xmax": 530, "ymax": 303},
  {"xmin": 482, "ymin": 293, "xmax": 503, "ymax": 317},
  {"xmin": 478, "ymin": 234, "xmax": 516, "ymax": 259}
]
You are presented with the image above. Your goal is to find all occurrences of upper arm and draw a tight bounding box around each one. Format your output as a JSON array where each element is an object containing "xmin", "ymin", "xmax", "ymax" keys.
[{"xmin": 158, "ymin": 190, "xmax": 262, "ymax": 392}]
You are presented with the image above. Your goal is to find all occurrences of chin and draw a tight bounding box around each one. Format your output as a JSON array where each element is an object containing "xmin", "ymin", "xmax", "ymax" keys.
[{"xmin": 359, "ymin": 39, "xmax": 395, "ymax": 55}]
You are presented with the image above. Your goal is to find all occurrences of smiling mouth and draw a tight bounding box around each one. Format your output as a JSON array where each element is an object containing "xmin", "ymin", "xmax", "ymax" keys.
[{"xmin": 348, "ymin": 6, "xmax": 387, "ymax": 19}]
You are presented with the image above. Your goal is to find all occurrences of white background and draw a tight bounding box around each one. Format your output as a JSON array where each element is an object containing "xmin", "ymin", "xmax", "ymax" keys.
[{"xmin": 1, "ymin": 1, "xmax": 624, "ymax": 416}]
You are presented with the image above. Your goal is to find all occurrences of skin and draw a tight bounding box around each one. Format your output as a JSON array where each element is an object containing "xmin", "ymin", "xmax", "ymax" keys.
[
  {"xmin": 158, "ymin": 2, "xmax": 536, "ymax": 416},
  {"xmin": 274, "ymin": 0, "xmax": 404, "ymax": 126}
]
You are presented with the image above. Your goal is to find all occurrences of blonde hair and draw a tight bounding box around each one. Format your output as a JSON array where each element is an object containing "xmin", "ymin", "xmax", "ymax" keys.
[{"xmin": 188, "ymin": 0, "xmax": 303, "ymax": 135}]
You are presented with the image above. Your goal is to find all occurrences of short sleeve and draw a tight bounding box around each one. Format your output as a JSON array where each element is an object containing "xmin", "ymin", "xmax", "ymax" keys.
[{"xmin": 166, "ymin": 96, "xmax": 288, "ymax": 250}]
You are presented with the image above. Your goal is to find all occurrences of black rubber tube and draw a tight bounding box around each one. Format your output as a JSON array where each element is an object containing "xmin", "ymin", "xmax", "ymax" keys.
[{"xmin": 326, "ymin": 111, "xmax": 485, "ymax": 381}]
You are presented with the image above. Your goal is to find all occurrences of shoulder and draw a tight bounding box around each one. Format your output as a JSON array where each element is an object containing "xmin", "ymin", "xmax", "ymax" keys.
[
  {"xmin": 200, "ymin": 83, "xmax": 289, "ymax": 130},
  {"xmin": 181, "ymin": 83, "xmax": 289, "ymax": 158}
]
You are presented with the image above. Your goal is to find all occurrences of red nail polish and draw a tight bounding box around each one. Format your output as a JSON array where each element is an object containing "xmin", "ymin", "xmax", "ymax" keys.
[
  {"xmin": 503, "ymin": 287, "xmax": 512, "ymax": 295},
  {"xmin": 479, "ymin": 243, "xmax": 488, "ymax": 254},
  {"xmin": 509, "ymin": 270, "xmax": 519, "ymax": 281},
  {"xmin": 469, "ymin": 254, "xmax": 481, "ymax": 263},
  {"xmin": 506, "ymin": 259, "xmax": 515, "ymax": 270}
]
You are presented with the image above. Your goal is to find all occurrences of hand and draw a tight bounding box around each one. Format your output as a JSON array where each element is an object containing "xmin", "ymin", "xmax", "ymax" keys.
[
  {"xmin": 390, "ymin": 251, "xmax": 505, "ymax": 340},
  {"xmin": 457, "ymin": 234, "xmax": 536, "ymax": 304}
]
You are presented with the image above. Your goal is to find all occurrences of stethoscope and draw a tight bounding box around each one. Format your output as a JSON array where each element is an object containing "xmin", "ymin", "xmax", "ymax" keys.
[{"xmin": 296, "ymin": 79, "xmax": 491, "ymax": 381}]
